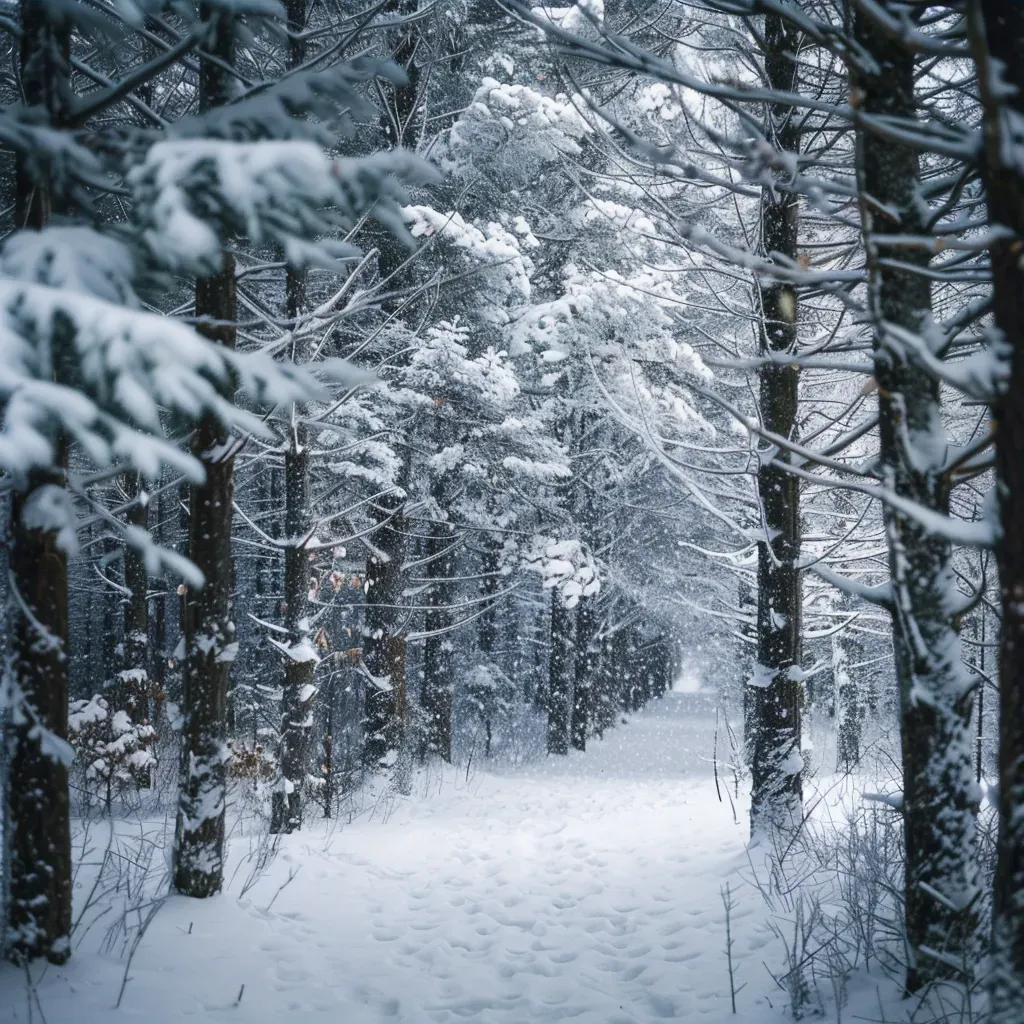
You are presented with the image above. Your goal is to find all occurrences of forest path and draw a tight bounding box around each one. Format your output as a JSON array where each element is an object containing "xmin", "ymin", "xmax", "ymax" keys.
[{"xmin": 2, "ymin": 694, "xmax": 783, "ymax": 1024}]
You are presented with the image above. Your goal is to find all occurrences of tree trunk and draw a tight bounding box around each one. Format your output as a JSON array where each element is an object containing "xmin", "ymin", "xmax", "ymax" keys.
[
  {"xmin": 4, "ymin": 0, "xmax": 72, "ymax": 966},
  {"xmin": 591, "ymin": 622, "xmax": 618, "ymax": 737},
  {"xmin": 173, "ymin": 3, "xmax": 236, "ymax": 899},
  {"xmin": 422, "ymin": 518, "xmax": 456, "ymax": 763},
  {"xmin": 833, "ymin": 635, "xmax": 861, "ymax": 773},
  {"xmin": 546, "ymin": 593, "xmax": 574, "ymax": 754},
  {"xmin": 269, "ymin": 0, "xmax": 317, "ymax": 835},
  {"xmin": 747, "ymin": 11, "xmax": 804, "ymax": 837},
  {"xmin": 120, "ymin": 475, "xmax": 151, "ymax": 784},
  {"xmin": 270, "ymin": 398, "xmax": 317, "ymax": 834},
  {"xmin": 477, "ymin": 536, "xmax": 502, "ymax": 657},
  {"xmin": 361, "ymin": 491, "xmax": 410, "ymax": 771},
  {"xmin": 853, "ymin": 4, "xmax": 978, "ymax": 991},
  {"xmin": 358, "ymin": 4, "xmax": 420, "ymax": 775},
  {"xmin": 968, "ymin": 2, "xmax": 1024, "ymax": 1016},
  {"xmin": 5, "ymin": 476, "xmax": 73, "ymax": 965},
  {"xmin": 571, "ymin": 596, "xmax": 598, "ymax": 751},
  {"xmin": 322, "ymin": 728, "xmax": 334, "ymax": 818},
  {"xmin": 624, "ymin": 627, "xmax": 644, "ymax": 713}
]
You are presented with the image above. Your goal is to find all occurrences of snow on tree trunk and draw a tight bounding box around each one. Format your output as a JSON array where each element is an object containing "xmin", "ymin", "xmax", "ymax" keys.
[
  {"xmin": 571, "ymin": 594, "xmax": 598, "ymax": 752},
  {"xmin": 270, "ymin": 347, "xmax": 317, "ymax": 832},
  {"xmin": 546, "ymin": 592, "xmax": 575, "ymax": 755},
  {"xmin": 361, "ymin": 490, "xmax": 410, "ymax": 772},
  {"xmin": 119, "ymin": 474, "xmax": 151, "ymax": 787},
  {"xmin": 477, "ymin": 537, "xmax": 502, "ymax": 658},
  {"xmin": 852, "ymin": 5, "xmax": 979, "ymax": 991},
  {"xmin": 747, "ymin": 12, "xmax": 804, "ymax": 837},
  {"xmin": 173, "ymin": 5, "xmax": 237, "ymax": 899},
  {"xmin": 422, "ymin": 515, "xmax": 456, "ymax": 763},
  {"xmin": 591, "ymin": 623, "xmax": 619, "ymax": 738},
  {"xmin": 968, "ymin": 2, "xmax": 1024, "ymax": 1016},
  {"xmin": 833, "ymin": 635, "xmax": 861, "ymax": 774},
  {"xmin": 3, "ymin": 0, "xmax": 72, "ymax": 966},
  {"xmin": 358, "ymin": 5, "xmax": 421, "ymax": 776},
  {"xmin": 270, "ymin": 0, "xmax": 317, "ymax": 837},
  {"xmin": 5, "ymin": 478, "xmax": 73, "ymax": 965}
]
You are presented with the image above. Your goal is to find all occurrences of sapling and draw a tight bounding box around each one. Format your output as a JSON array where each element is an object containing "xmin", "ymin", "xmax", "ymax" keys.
[{"xmin": 721, "ymin": 882, "xmax": 744, "ymax": 1013}]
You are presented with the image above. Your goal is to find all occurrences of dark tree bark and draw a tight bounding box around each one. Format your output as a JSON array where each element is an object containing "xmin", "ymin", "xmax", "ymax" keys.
[
  {"xmin": 121, "ymin": 476, "xmax": 150, "ymax": 707},
  {"xmin": 747, "ymin": 11, "xmax": 804, "ymax": 836},
  {"xmin": 118, "ymin": 475, "xmax": 152, "ymax": 785},
  {"xmin": 546, "ymin": 593, "xmax": 575, "ymax": 754},
  {"xmin": 571, "ymin": 596, "xmax": 598, "ymax": 751},
  {"xmin": 852, "ymin": 5, "xmax": 978, "ymax": 991},
  {"xmin": 833, "ymin": 636, "xmax": 861, "ymax": 774},
  {"xmin": 270, "ymin": 0, "xmax": 318, "ymax": 837},
  {"xmin": 477, "ymin": 536, "xmax": 502, "ymax": 657},
  {"xmin": 358, "ymin": 0, "xmax": 421, "ymax": 775},
  {"xmin": 422, "ymin": 514, "xmax": 457, "ymax": 763},
  {"xmin": 968, "ymin": 3, "xmax": 1024, "ymax": 1017},
  {"xmin": 623, "ymin": 627, "xmax": 645, "ymax": 713},
  {"xmin": 5, "ymin": 475, "xmax": 73, "ymax": 965},
  {"xmin": 173, "ymin": 4, "xmax": 236, "ymax": 899},
  {"xmin": 4, "ymin": 0, "xmax": 73, "ymax": 966},
  {"xmin": 269, "ymin": 423, "xmax": 317, "ymax": 833},
  {"xmin": 361, "ymin": 491, "xmax": 410, "ymax": 771},
  {"xmin": 152, "ymin": 479, "xmax": 169, "ymax": 708},
  {"xmin": 590, "ymin": 617, "xmax": 620, "ymax": 737}
]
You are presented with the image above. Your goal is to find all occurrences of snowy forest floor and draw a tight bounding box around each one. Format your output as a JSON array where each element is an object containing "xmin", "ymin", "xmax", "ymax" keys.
[{"xmin": 1, "ymin": 695, "xmax": 943, "ymax": 1024}]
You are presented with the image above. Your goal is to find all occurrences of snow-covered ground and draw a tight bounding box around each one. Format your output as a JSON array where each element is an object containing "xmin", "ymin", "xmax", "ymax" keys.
[{"xmin": 1, "ymin": 694, "xmax": 909, "ymax": 1023}]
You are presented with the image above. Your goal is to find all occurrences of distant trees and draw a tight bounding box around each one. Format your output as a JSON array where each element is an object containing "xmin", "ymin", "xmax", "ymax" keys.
[
  {"xmin": 514, "ymin": 0, "xmax": 1007, "ymax": 998},
  {"xmin": 17, "ymin": 0, "xmax": 1004, "ymax": 975}
]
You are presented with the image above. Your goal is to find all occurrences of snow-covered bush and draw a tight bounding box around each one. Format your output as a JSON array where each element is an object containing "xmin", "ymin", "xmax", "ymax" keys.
[
  {"xmin": 525, "ymin": 537, "xmax": 601, "ymax": 608},
  {"xmin": 464, "ymin": 662, "xmax": 518, "ymax": 756},
  {"xmin": 67, "ymin": 695, "xmax": 157, "ymax": 807}
]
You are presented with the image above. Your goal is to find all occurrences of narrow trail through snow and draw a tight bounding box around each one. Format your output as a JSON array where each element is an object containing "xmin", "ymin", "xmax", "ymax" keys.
[{"xmin": 2, "ymin": 695, "xmax": 782, "ymax": 1024}]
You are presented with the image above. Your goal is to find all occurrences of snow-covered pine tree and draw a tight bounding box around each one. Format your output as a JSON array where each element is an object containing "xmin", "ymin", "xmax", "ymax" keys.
[
  {"xmin": 850, "ymin": 3, "xmax": 979, "ymax": 989},
  {"xmin": 967, "ymin": 2, "xmax": 1024, "ymax": 1016},
  {"xmin": 2, "ymin": 0, "xmax": 433, "ymax": 948},
  {"xmin": 747, "ymin": 11, "xmax": 804, "ymax": 836},
  {"xmin": 4, "ymin": 0, "xmax": 74, "ymax": 964},
  {"xmin": 173, "ymin": 0, "xmax": 240, "ymax": 902},
  {"xmin": 269, "ymin": 0, "xmax": 316, "ymax": 839}
]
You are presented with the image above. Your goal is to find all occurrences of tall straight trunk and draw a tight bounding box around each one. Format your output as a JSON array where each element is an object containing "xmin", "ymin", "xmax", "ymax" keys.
[
  {"xmin": 6, "ymin": 475, "xmax": 72, "ymax": 965},
  {"xmin": 747, "ymin": 12, "xmax": 804, "ymax": 836},
  {"xmin": 546, "ymin": 593, "xmax": 574, "ymax": 754},
  {"xmin": 152, "ymin": 480, "xmax": 168, "ymax": 706},
  {"xmin": 270, "ymin": 411, "xmax": 317, "ymax": 833},
  {"xmin": 4, "ymin": 0, "xmax": 72, "ymax": 965},
  {"xmin": 590, "ymin": 616, "xmax": 620, "ymax": 737},
  {"xmin": 270, "ymin": 0, "xmax": 317, "ymax": 837},
  {"xmin": 173, "ymin": 5, "xmax": 237, "ymax": 899},
  {"xmin": 121, "ymin": 476, "xmax": 149, "ymax": 717},
  {"xmin": 422, "ymin": 515, "xmax": 456, "ymax": 762},
  {"xmin": 624, "ymin": 627, "xmax": 644, "ymax": 712},
  {"xmin": 969, "ymin": 3, "xmax": 1024, "ymax": 1017},
  {"xmin": 358, "ymin": 2, "xmax": 420, "ymax": 773},
  {"xmin": 477, "ymin": 536, "xmax": 501, "ymax": 657},
  {"xmin": 852, "ymin": 5, "xmax": 978, "ymax": 992},
  {"xmin": 119, "ymin": 475, "xmax": 151, "ymax": 785},
  {"xmin": 571, "ymin": 596, "xmax": 598, "ymax": 751},
  {"xmin": 361, "ymin": 491, "xmax": 410, "ymax": 770},
  {"xmin": 833, "ymin": 635, "xmax": 861, "ymax": 773}
]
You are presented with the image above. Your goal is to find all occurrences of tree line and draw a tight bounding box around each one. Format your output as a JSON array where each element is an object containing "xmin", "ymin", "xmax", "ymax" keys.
[
  {"xmin": 0, "ymin": 0, "xmax": 683, "ymax": 969},
  {"xmin": 4, "ymin": 1, "xmax": 1024, "ymax": 1018}
]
